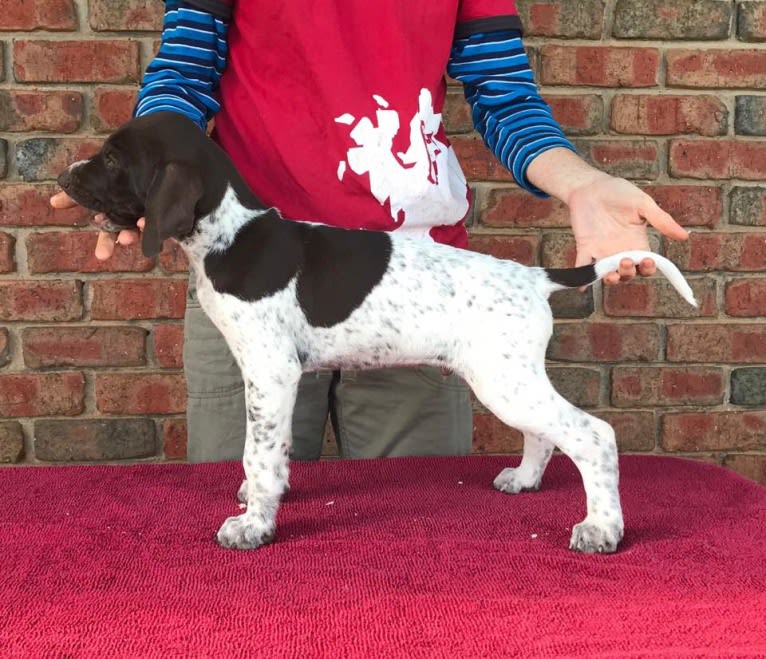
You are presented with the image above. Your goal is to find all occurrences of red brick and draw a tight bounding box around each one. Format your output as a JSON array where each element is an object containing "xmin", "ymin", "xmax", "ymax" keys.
[
  {"xmin": 667, "ymin": 49, "xmax": 766, "ymax": 88},
  {"xmin": 16, "ymin": 137, "xmax": 103, "ymax": 182},
  {"xmin": 667, "ymin": 324, "xmax": 766, "ymax": 363},
  {"xmin": 735, "ymin": 95, "xmax": 766, "ymax": 136},
  {"xmin": 0, "ymin": 421, "xmax": 24, "ymax": 463},
  {"xmin": 0, "ymin": 372, "xmax": 84, "ymax": 417},
  {"xmin": 13, "ymin": 40, "xmax": 140, "ymax": 83},
  {"xmin": 0, "ymin": 0, "xmax": 77, "ymax": 30},
  {"xmin": 665, "ymin": 232, "xmax": 766, "ymax": 272},
  {"xmin": 0, "ymin": 280, "xmax": 82, "ymax": 321},
  {"xmin": 738, "ymin": 1, "xmax": 766, "ymax": 41},
  {"xmin": 723, "ymin": 454, "xmax": 766, "ymax": 485},
  {"xmin": 730, "ymin": 187, "xmax": 766, "ymax": 226},
  {"xmin": 472, "ymin": 413, "xmax": 523, "ymax": 454},
  {"xmin": 89, "ymin": 0, "xmax": 163, "ymax": 31},
  {"xmin": 603, "ymin": 277, "xmax": 716, "ymax": 318},
  {"xmin": 0, "ymin": 233, "xmax": 15, "ymax": 273},
  {"xmin": 642, "ymin": 185, "xmax": 722, "ymax": 228},
  {"xmin": 670, "ymin": 140, "xmax": 766, "ymax": 180},
  {"xmin": 0, "ymin": 184, "xmax": 90, "ymax": 227},
  {"xmin": 443, "ymin": 92, "xmax": 473, "ymax": 134},
  {"xmin": 0, "ymin": 91, "xmax": 83, "ymax": 133},
  {"xmin": 0, "ymin": 328, "xmax": 9, "ymax": 368},
  {"xmin": 452, "ymin": 136, "xmax": 514, "ymax": 183},
  {"xmin": 162, "ymin": 418, "xmax": 187, "ymax": 460},
  {"xmin": 481, "ymin": 188, "xmax": 569, "ymax": 229},
  {"xmin": 91, "ymin": 279, "xmax": 187, "ymax": 320},
  {"xmin": 27, "ymin": 231, "xmax": 155, "ymax": 274},
  {"xmin": 549, "ymin": 289, "xmax": 594, "ymax": 319},
  {"xmin": 612, "ymin": 366, "xmax": 724, "ymax": 407},
  {"xmin": 34, "ymin": 418, "xmax": 156, "ymax": 462},
  {"xmin": 96, "ymin": 373, "xmax": 187, "ymax": 415},
  {"xmin": 548, "ymin": 366, "xmax": 601, "ymax": 408},
  {"xmin": 610, "ymin": 95, "xmax": 727, "ymax": 137},
  {"xmin": 92, "ymin": 88, "xmax": 137, "ymax": 133},
  {"xmin": 154, "ymin": 323, "xmax": 184, "ymax": 369},
  {"xmin": 540, "ymin": 232, "xmax": 577, "ymax": 268},
  {"xmin": 158, "ymin": 241, "xmax": 190, "ymax": 273},
  {"xmin": 518, "ymin": 0, "xmax": 604, "ymax": 38},
  {"xmin": 540, "ymin": 46, "xmax": 660, "ymax": 87},
  {"xmin": 467, "ymin": 234, "xmax": 537, "ymax": 265},
  {"xmin": 613, "ymin": 0, "xmax": 732, "ymax": 39},
  {"xmin": 661, "ymin": 412, "xmax": 766, "ymax": 451},
  {"xmin": 596, "ymin": 411, "xmax": 655, "ymax": 452},
  {"xmin": 548, "ymin": 323, "xmax": 661, "ymax": 362},
  {"xmin": 546, "ymin": 95, "xmax": 604, "ymax": 135},
  {"xmin": 578, "ymin": 140, "xmax": 660, "ymax": 179},
  {"xmin": 22, "ymin": 326, "xmax": 147, "ymax": 368},
  {"xmin": 725, "ymin": 278, "xmax": 766, "ymax": 317}
]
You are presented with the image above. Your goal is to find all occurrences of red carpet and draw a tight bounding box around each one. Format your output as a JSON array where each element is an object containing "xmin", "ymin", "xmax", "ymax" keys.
[{"xmin": 1, "ymin": 455, "xmax": 765, "ymax": 658}]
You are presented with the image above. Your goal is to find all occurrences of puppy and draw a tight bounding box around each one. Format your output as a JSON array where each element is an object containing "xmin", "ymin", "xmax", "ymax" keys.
[{"xmin": 58, "ymin": 112, "xmax": 696, "ymax": 553}]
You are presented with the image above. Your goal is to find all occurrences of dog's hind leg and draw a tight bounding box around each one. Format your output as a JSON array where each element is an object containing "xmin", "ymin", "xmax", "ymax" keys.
[
  {"xmin": 216, "ymin": 357, "xmax": 302, "ymax": 550},
  {"xmin": 471, "ymin": 372, "xmax": 624, "ymax": 553}
]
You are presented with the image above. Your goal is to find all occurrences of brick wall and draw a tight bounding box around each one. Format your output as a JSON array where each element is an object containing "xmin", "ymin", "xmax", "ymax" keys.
[{"xmin": 1, "ymin": 1, "xmax": 764, "ymax": 482}]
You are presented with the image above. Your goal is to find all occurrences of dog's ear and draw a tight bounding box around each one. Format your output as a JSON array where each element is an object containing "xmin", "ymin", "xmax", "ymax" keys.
[{"xmin": 142, "ymin": 162, "xmax": 203, "ymax": 258}]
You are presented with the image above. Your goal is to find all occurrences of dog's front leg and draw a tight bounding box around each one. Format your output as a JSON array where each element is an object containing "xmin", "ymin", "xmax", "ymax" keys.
[{"xmin": 216, "ymin": 363, "xmax": 300, "ymax": 550}]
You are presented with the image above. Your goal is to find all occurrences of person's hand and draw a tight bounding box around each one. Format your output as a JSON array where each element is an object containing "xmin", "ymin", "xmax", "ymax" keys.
[
  {"xmin": 567, "ymin": 173, "xmax": 688, "ymax": 285},
  {"xmin": 526, "ymin": 148, "xmax": 689, "ymax": 285},
  {"xmin": 50, "ymin": 191, "xmax": 145, "ymax": 261}
]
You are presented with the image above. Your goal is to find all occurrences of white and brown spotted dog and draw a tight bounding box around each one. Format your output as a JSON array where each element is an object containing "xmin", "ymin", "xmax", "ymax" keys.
[{"xmin": 58, "ymin": 112, "xmax": 697, "ymax": 554}]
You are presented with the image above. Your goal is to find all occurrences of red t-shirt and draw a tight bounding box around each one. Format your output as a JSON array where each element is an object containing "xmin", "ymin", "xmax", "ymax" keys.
[{"xmin": 212, "ymin": 1, "xmax": 519, "ymax": 247}]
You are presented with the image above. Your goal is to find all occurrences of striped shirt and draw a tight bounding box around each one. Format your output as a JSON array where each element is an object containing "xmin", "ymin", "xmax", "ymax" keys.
[{"xmin": 135, "ymin": 1, "xmax": 575, "ymax": 244}]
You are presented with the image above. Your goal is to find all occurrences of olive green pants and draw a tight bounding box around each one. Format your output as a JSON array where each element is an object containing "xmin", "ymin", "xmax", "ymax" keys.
[{"xmin": 182, "ymin": 277, "xmax": 473, "ymax": 463}]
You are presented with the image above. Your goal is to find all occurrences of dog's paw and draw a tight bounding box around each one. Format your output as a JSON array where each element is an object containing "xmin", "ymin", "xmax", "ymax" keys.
[
  {"xmin": 493, "ymin": 467, "xmax": 541, "ymax": 494},
  {"xmin": 216, "ymin": 514, "xmax": 275, "ymax": 550},
  {"xmin": 569, "ymin": 519, "xmax": 623, "ymax": 554}
]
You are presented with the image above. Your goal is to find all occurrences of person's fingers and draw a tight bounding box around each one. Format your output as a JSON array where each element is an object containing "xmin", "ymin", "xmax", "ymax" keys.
[
  {"xmin": 94, "ymin": 231, "xmax": 117, "ymax": 261},
  {"xmin": 49, "ymin": 191, "xmax": 77, "ymax": 209},
  {"xmin": 618, "ymin": 258, "xmax": 636, "ymax": 280},
  {"xmin": 117, "ymin": 230, "xmax": 140, "ymax": 246},
  {"xmin": 638, "ymin": 257, "xmax": 656, "ymax": 277},
  {"xmin": 640, "ymin": 199, "xmax": 688, "ymax": 240},
  {"xmin": 602, "ymin": 271, "xmax": 621, "ymax": 286}
]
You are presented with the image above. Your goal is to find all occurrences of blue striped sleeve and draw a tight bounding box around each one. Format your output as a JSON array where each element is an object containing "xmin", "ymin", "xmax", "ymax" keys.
[
  {"xmin": 448, "ymin": 30, "xmax": 576, "ymax": 197},
  {"xmin": 133, "ymin": 0, "xmax": 229, "ymax": 130}
]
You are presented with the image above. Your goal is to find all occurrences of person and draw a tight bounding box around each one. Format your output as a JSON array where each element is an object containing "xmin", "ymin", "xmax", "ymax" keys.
[{"xmin": 52, "ymin": 0, "xmax": 688, "ymax": 463}]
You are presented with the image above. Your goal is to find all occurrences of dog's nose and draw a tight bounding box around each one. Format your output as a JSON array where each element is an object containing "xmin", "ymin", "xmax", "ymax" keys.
[{"xmin": 57, "ymin": 170, "xmax": 72, "ymax": 189}]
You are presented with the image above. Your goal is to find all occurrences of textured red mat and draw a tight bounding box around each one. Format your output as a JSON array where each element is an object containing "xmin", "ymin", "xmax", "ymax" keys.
[{"xmin": 1, "ymin": 455, "xmax": 765, "ymax": 658}]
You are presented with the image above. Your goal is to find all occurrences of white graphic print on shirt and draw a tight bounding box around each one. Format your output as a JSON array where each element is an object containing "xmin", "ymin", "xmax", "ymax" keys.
[{"xmin": 335, "ymin": 89, "xmax": 469, "ymax": 239}]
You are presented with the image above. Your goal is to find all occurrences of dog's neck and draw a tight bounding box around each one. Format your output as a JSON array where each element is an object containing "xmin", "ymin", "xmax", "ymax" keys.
[{"xmin": 180, "ymin": 185, "xmax": 268, "ymax": 264}]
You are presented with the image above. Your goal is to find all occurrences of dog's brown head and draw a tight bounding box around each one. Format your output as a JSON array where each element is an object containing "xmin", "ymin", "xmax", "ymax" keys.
[{"xmin": 57, "ymin": 112, "xmax": 260, "ymax": 258}]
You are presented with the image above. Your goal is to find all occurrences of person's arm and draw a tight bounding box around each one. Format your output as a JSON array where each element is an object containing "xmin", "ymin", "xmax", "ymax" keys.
[
  {"xmin": 134, "ymin": 0, "xmax": 231, "ymax": 129},
  {"xmin": 448, "ymin": 27, "xmax": 688, "ymax": 282},
  {"xmin": 448, "ymin": 28, "xmax": 576, "ymax": 197}
]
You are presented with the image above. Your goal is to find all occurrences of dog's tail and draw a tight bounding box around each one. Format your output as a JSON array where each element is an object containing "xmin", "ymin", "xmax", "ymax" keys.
[{"xmin": 543, "ymin": 250, "xmax": 697, "ymax": 307}]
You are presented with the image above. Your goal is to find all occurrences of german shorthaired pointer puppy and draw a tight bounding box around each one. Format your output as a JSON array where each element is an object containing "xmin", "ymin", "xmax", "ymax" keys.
[{"xmin": 58, "ymin": 112, "xmax": 696, "ymax": 554}]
